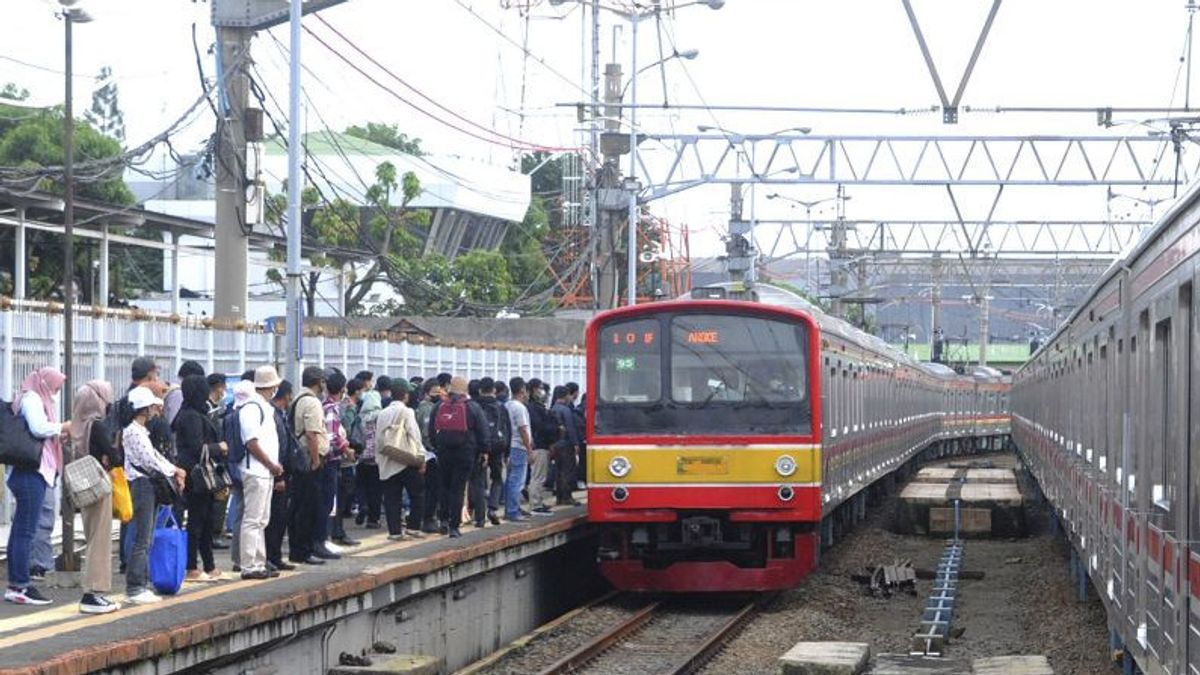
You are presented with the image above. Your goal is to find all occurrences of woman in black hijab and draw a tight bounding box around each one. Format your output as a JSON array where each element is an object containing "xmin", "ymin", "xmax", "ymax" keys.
[{"xmin": 173, "ymin": 374, "xmax": 227, "ymax": 582}]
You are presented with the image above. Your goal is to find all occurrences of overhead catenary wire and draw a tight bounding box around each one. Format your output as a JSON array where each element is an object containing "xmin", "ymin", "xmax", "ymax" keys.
[{"xmin": 301, "ymin": 21, "xmax": 576, "ymax": 154}]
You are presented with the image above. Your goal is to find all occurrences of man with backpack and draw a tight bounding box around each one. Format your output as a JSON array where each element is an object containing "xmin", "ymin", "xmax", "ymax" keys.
[
  {"xmin": 427, "ymin": 376, "xmax": 488, "ymax": 538},
  {"xmin": 236, "ymin": 367, "xmax": 284, "ymax": 580},
  {"xmin": 323, "ymin": 372, "xmax": 358, "ymax": 548},
  {"xmin": 474, "ymin": 377, "xmax": 511, "ymax": 527},
  {"xmin": 288, "ymin": 366, "xmax": 332, "ymax": 563}
]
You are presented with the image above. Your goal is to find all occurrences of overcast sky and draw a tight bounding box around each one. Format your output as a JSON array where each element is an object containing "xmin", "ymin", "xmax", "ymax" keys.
[{"xmin": 1, "ymin": 0, "xmax": 1194, "ymax": 258}]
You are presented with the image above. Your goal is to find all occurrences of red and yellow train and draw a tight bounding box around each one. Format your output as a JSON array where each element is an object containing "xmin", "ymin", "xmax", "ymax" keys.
[{"xmin": 585, "ymin": 283, "xmax": 1011, "ymax": 592}]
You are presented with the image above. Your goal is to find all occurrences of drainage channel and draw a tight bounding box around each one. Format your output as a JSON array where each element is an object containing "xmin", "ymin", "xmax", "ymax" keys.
[{"xmin": 910, "ymin": 499, "xmax": 964, "ymax": 657}]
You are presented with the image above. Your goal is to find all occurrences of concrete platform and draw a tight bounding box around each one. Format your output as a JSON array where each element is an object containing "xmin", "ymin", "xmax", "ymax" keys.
[
  {"xmin": 896, "ymin": 466, "xmax": 1025, "ymax": 538},
  {"xmin": 778, "ymin": 641, "xmax": 870, "ymax": 675},
  {"xmin": 0, "ymin": 505, "xmax": 594, "ymax": 674}
]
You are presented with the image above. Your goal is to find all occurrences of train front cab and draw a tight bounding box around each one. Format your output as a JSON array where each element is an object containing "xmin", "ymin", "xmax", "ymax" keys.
[{"xmin": 585, "ymin": 301, "xmax": 823, "ymax": 592}]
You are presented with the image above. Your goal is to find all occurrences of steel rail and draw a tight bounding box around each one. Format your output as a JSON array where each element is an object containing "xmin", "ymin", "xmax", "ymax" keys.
[
  {"xmin": 666, "ymin": 599, "xmax": 762, "ymax": 675},
  {"xmin": 536, "ymin": 601, "xmax": 662, "ymax": 675}
]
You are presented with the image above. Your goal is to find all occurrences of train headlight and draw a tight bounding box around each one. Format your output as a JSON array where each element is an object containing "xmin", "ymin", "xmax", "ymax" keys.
[
  {"xmin": 608, "ymin": 456, "xmax": 632, "ymax": 478},
  {"xmin": 775, "ymin": 455, "xmax": 797, "ymax": 477}
]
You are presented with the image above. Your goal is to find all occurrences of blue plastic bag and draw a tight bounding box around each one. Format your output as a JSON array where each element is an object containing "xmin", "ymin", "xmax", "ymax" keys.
[{"xmin": 149, "ymin": 505, "xmax": 187, "ymax": 595}]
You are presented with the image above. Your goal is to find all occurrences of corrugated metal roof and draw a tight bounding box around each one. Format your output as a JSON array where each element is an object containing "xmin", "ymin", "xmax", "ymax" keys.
[{"xmin": 263, "ymin": 131, "xmax": 531, "ymax": 222}]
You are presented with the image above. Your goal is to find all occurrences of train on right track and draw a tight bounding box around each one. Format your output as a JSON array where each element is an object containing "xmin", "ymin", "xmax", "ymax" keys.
[{"xmin": 1011, "ymin": 177, "xmax": 1200, "ymax": 674}]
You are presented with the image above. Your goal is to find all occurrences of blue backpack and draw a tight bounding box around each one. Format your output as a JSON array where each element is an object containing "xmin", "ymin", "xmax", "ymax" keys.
[{"xmin": 223, "ymin": 402, "xmax": 263, "ymax": 484}]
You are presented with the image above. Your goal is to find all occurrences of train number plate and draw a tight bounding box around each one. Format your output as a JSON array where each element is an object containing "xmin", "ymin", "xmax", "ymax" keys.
[{"xmin": 676, "ymin": 456, "xmax": 729, "ymax": 475}]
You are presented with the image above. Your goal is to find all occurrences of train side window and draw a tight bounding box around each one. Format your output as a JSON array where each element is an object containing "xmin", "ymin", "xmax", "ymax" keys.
[{"xmin": 1153, "ymin": 317, "xmax": 1173, "ymax": 515}]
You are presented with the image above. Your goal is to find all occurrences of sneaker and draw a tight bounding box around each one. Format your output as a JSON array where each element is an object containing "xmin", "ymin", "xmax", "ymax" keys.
[
  {"xmin": 532, "ymin": 506, "xmax": 554, "ymax": 515},
  {"xmin": 240, "ymin": 569, "xmax": 270, "ymax": 580},
  {"xmin": 387, "ymin": 533, "xmax": 407, "ymax": 542},
  {"xmin": 406, "ymin": 530, "xmax": 427, "ymax": 539},
  {"xmin": 487, "ymin": 511, "xmax": 501, "ymax": 526},
  {"xmin": 314, "ymin": 546, "xmax": 342, "ymax": 560},
  {"xmin": 127, "ymin": 589, "xmax": 162, "ymax": 605},
  {"xmin": 520, "ymin": 509, "xmax": 532, "ymax": 517},
  {"xmin": 5, "ymin": 586, "xmax": 52, "ymax": 606},
  {"xmin": 301, "ymin": 556, "xmax": 326, "ymax": 565},
  {"xmin": 324, "ymin": 541, "xmax": 344, "ymax": 554},
  {"xmin": 79, "ymin": 593, "xmax": 119, "ymax": 614},
  {"xmin": 332, "ymin": 536, "xmax": 361, "ymax": 547},
  {"xmin": 211, "ymin": 539, "xmax": 230, "ymax": 550},
  {"xmin": 29, "ymin": 566, "xmax": 48, "ymax": 581},
  {"xmin": 231, "ymin": 565, "xmax": 242, "ymax": 573},
  {"xmin": 272, "ymin": 560, "xmax": 297, "ymax": 571},
  {"xmin": 506, "ymin": 514, "xmax": 528, "ymax": 523},
  {"xmin": 448, "ymin": 528, "xmax": 462, "ymax": 538}
]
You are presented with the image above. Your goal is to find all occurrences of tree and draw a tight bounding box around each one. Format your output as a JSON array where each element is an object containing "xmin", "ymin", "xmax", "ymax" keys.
[
  {"xmin": 83, "ymin": 66, "xmax": 125, "ymax": 145},
  {"xmin": 344, "ymin": 123, "xmax": 423, "ymax": 156},
  {"xmin": 452, "ymin": 249, "xmax": 512, "ymax": 305},
  {"xmin": 0, "ymin": 88, "xmax": 141, "ymax": 304},
  {"xmin": 1, "ymin": 83, "xmax": 30, "ymax": 102}
]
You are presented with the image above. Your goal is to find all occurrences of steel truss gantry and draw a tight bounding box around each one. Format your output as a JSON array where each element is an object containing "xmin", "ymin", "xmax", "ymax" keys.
[
  {"xmin": 631, "ymin": 133, "xmax": 1195, "ymax": 201},
  {"xmin": 752, "ymin": 219, "xmax": 1153, "ymax": 260}
]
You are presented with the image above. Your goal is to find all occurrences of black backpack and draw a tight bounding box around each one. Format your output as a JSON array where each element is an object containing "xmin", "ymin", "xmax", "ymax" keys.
[
  {"xmin": 480, "ymin": 400, "xmax": 511, "ymax": 453},
  {"xmin": 285, "ymin": 392, "xmax": 314, "ymax": 473}
]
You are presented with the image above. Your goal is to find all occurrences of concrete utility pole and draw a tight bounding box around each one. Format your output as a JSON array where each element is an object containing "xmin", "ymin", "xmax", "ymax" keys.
[
  {"xmin": 595, "ymin": 63, "xmax": 626, "ymax": 309},
  {"xmin": 213, "ymin": 27, "xmax": 251, "ymax": 322}
]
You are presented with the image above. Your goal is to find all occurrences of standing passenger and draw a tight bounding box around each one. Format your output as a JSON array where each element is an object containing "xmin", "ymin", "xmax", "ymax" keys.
[
  {"xmin": 5, "ymin": 368, "xmax": 70, "ymax": 606},
  {"xmin": 237, "ymin": 367, "xmax": 283, "ymax": 580},
  {"xmin": 69, "ymin": 380, "xmax": 120, "ymax": 613},
  {"xmin": 123, "ymin": 386, "xmax": 184, "ymax": 604},
  {"xmin": 504, "ymin": 379, "xmax": 533, "ymax": 522},
  {"xmin": 289, "ymin": 367, "xmax": 329, "ymax": 564},
  {"xmin": 428, "ymin": 377, "xmax": 489, "ymax": 538}
]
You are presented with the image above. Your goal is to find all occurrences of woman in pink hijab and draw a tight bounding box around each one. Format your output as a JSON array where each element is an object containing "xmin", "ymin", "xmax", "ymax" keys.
[{"xmin": 5, "ymin": 367, "xmax": 70, "ymax": 607}]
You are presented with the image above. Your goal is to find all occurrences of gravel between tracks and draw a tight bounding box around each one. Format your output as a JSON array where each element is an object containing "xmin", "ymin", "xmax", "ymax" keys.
[
  {"xmin": 474, "ymin": 598, "xmax": 648, "ymax": 675},
  {"xmin": 701, "ymin": 459, "xmax": 1111, "ymax": 675}
]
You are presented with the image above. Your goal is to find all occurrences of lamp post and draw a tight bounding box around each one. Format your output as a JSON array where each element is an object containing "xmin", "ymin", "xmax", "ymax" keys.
[{"xmin": 60, "ymin": 0, "xmax": 92, "ymax": 574}]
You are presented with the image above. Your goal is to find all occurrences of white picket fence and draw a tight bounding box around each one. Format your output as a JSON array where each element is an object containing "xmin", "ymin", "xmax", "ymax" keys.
[{"xmin": 0, "ymin": 301, "xmax": 586, "ymax": 525}]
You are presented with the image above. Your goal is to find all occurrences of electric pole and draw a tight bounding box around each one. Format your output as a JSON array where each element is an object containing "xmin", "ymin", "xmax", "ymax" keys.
[
  {"xmin": 725, "ymin": 184, "xmax": 754, "ymax": 292},
  {"xmin": 595, "ymin": 63, "xmax": 627, "ymax": 309},
  {"xmin": 213, "ymin": 26, "xmax": 251, "ymax": 322}
]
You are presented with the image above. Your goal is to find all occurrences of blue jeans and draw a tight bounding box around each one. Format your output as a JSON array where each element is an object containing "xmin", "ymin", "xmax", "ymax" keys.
[
  {"xmin": 125, "ymin": 477, "xmax": 157, "ymax": 596},
  {"xmin": 6, "ymin": 468, "xmax": 47, "ymax": 588},
  {"xmin": 504, "ymin": 447, "xmax": 529, "ymax": 519},
  {"xmin": 316, "ymin": 461, "xmax": 337, "ymax": 544},
  {"xmin": 31, "ymin": 483, "xmax": 57, "ymax": 571}
]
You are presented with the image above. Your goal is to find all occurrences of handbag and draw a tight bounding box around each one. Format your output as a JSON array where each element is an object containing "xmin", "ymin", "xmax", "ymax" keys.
[
  {"xmin": 189, "ymin": 444, "xmax": 232, "ymax": 496},
  {"xmin": 63, "ymin": 455, "xmax": 112, "ymax": 509},
  {"xmin": 133, "ymin": 463, "xmax": 179, "ymax": 506},
  {"xmin": 378, "ymin": 418, "xmax": 425, "ymax": 468},
  {"xmin": 0, "ymin": 400, "xmax": 44, "ymax": 469},
  {"xmin": 149, "ymin": 505, "xmax": 187, "ymax": 595},
  {"xmin": 110, "ymin": 467, "xmax": 133, "ymax": 522}
]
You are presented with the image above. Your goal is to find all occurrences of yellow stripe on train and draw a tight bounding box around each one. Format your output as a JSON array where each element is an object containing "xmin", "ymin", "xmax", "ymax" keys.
[{"xmin": 588, "ymin": 445, "xmax": 821, "ymax": 485}]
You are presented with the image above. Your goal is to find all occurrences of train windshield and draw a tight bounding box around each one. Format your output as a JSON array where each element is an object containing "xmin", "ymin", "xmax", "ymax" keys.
[{"xmin": 596, "ymin": 312, "xmax": 811, "ymax": 436}]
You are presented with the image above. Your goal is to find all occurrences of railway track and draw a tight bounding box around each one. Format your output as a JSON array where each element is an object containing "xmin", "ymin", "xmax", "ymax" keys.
[{"xmin": 536, "ymin": 596, "xmax": 764, "ymax": 675}]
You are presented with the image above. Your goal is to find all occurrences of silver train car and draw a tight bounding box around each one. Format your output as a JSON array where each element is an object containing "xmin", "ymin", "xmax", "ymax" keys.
[{"xmin": 1011, "ymin": 178, "xmax": 1200, "ymax": 674}]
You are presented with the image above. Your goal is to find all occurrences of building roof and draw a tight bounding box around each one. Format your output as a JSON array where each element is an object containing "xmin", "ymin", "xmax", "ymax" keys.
[
  {"xmin": 302, "ymin": 315, "xmax": 587, "ymax": 349},
  {"xmin": 263, "ymin": 131, "xmax": 531, "ymax": 223}
]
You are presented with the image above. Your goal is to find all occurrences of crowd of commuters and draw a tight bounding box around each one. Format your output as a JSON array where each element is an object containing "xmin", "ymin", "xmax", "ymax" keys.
[{"xmin": 4, "ymin": 358, "xmax": 588, "ymax": 613}]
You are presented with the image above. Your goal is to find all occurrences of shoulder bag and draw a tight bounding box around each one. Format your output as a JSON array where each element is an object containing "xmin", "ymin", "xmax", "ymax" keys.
[
  {"xmin": 63, "ymin": 455, "xmax": 112, "ymax": 509},
  {"xmin": 0, "ymin": 399, "xmax": 45, "ymax": 469},
  {"xmin": 378, "ymin": 414, "xmax": 426, "ymax": 468}
]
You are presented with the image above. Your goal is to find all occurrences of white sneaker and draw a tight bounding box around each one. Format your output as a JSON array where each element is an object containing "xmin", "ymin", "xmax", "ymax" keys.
[
  {"xmin": 126, "ymin": 589, "xmax": 162, "ymax": 605},
  {"xmin": 323, "ymin": 540, "xmax": 344, "ymax": 554}
]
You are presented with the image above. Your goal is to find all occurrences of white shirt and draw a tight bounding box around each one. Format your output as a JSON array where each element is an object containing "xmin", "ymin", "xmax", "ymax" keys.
[
  {"xmin": 238, "ymin": 394, "xmax": 278, "ymax": 479},
  {"xmin": 123, "ymin": 420, "xmax": 177, "ymax": 481},
  {"xmin": 505, "ymin": 399, "xmax": 531, "ymax": 451},
  {"xmin": 19, "ymin": 391, "xmax": 62, "ymax": 439}
]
